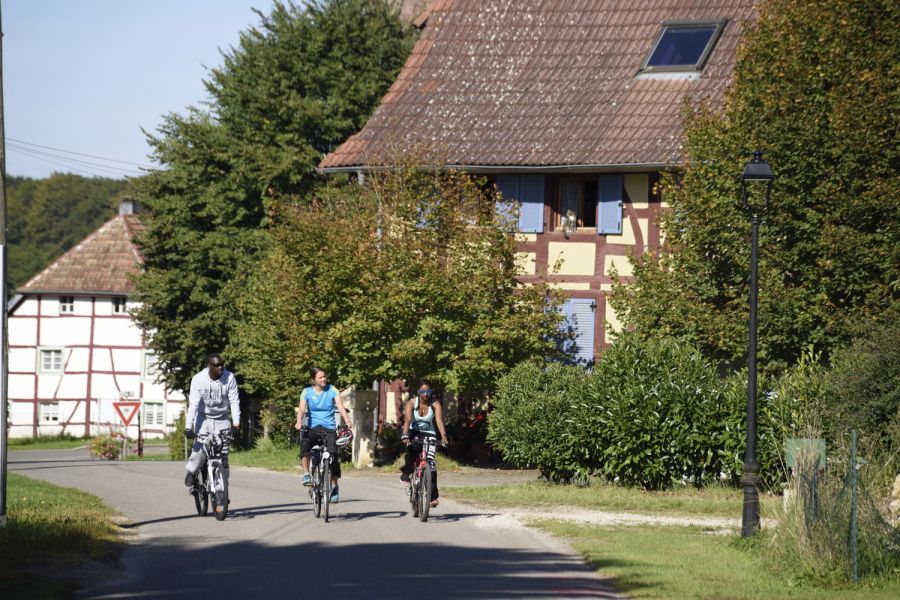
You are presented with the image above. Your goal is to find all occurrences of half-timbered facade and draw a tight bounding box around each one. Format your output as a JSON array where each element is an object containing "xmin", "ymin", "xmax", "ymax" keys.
[
  {"xmin": 7, "ymin": 200, "xmax": 184, "ymax": 438},
  {"xmin": 322, "ymin": 0, "xmax": 756, "ymax": 370}
]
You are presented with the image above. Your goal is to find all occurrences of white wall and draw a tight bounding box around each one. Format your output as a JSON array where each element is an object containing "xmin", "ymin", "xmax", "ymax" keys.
[{"xmin": 7, "ymin": 294, "xmax": 185, "ymax": 438}]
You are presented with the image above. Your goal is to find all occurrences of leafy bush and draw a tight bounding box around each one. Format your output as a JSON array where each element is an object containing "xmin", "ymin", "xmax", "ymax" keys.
[
  {"xmin": 826, "ymin": 305, "xmax": 900, "ymax": 447},
  {"xmin": 89, "ymin": 432, "xmax": 123, "ymax": 461},
  {"xmin": 167, "ymin": 408, "xmax": 187, "ymax": 461},
  {"xmin": 718, "ymin": 350, "xmax": 830, "ymax": 490},
  {"xmin": 577, "ymin": 335, "xmax": 728, "ymax": 489},
  {"xmin": 488, "ymin": 361, "xmax": 587, "ymax": 483}
]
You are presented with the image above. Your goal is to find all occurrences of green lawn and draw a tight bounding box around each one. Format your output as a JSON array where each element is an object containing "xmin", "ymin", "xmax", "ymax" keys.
[
  {"xmin": 444, "ymin": 479, "xmax": 781, "ymax": 519},
  {"xmin": 8, "ymin": 436, "xmax": 90, "ymax": 451},
  {"xmin": 0, "ymin": 473, "xmax": 123, "ymax": 599},
  {"xmin": 537, "ymin": 521, "xmax": 900, "ymax": 599}
]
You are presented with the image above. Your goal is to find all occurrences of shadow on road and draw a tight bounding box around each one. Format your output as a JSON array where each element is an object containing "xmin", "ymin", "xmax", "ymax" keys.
[
  {"xmin": 83, "ymin": 540, "xmax": 623, "ymax": 599},
  {"xmin": 122, "ymin": 502, "xmax": 308, "ymax": 528}
]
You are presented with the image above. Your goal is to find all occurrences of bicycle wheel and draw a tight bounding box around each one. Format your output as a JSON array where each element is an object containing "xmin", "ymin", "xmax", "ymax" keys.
[
  {"xmin": 419, "ymin": 465, "xmax": 431, "ymax": 522},
  {"xmin": 311, "ymin": 461, "xmax": 322, "ymax": 518},
  {"xmin": 212, "ymin": 465, "xmax": 228, "ymax": 521},
  {"xmin": 410, "ymin": 465, "xmax": 421, "ymax": 518},
  {"xmin": 193, "ymin": 470, "xmax": 208, "ymax": 516},
  {"xmin": 322, "ymin": 457, "xmax": 332, "ymax": 523}
]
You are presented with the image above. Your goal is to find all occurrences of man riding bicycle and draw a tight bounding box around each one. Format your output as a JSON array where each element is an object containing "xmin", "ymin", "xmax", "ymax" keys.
[
  {"xmin": 183, "ymin": 353, "xmax": 240, "ymax": 492},
  {"xmin": 400, "ymin": 383, "xmax": 449, "ymax": 508},
  {"xmin": 295, "ymin": 367, "xmax": 353, "ymax": 504}
]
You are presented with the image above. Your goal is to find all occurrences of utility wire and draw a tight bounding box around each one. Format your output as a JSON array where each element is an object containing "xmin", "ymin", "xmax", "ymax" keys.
[
  {"xmin": 6, "ymin": 137, "xmax": 153, "ymax": 168},
  {"xmin": 8, "ymin": 144, "xmax": 143, "ymax": 178},
  {"xmin": 6, "ymin": 146, "xmax": 110, "ymax": 178}
]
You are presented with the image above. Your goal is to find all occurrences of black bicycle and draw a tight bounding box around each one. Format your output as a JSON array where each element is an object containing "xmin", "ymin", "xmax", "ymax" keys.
[
  {"xmin": 308, "ymin": 438, "xmax": 332, "ymax": 522},
  {"xmin": 408, "ymin": 435, "xmax": 439, "ymax": 522},
  {"xmin": 190, "ymin": 430, "xmax": 230, "ymax": 521}
]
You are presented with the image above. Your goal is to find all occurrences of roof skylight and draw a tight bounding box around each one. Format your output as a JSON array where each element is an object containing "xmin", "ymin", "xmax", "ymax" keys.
[{"xmin": 642, "ymin": 20, "xmax": 726, "ymax": 72}]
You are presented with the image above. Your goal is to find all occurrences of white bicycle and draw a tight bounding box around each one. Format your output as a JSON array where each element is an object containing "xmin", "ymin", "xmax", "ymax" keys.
[{"xmin": 190, "ymin": 430, "xmax": 230, "ymax": 521}]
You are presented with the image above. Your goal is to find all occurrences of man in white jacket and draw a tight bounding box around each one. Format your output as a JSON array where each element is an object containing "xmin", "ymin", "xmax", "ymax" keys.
[{"xmin": 183, "ymin": 353, "xmax": 241, "ymax": 488}]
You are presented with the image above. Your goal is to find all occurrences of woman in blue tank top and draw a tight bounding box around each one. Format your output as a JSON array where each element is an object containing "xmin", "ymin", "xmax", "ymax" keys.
[{"xmin": 400, "ymin": 382, "xmax": 449, "ymax": 507}]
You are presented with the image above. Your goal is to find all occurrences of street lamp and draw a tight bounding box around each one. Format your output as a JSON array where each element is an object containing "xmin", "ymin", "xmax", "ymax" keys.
[{"xmin": 740, "ymin": 150, "xmax": 774, "ymax": 537}]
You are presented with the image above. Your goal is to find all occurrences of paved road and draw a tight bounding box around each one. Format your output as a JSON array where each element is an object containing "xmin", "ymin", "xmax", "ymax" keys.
[{"xmin": 10, "ymin": 449, "xmax": 621, "ymax": 599}]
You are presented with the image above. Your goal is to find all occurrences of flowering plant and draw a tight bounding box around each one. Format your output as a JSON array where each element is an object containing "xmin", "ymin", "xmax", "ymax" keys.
[{"xmin": 90, "ymin": 432, "xmax": 124, "ymax": 460}]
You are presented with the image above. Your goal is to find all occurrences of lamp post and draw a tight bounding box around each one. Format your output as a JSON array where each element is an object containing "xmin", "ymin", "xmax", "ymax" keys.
[{"xmin": 740, "ymin": 151, "xmax": 774, "ymax": 538}]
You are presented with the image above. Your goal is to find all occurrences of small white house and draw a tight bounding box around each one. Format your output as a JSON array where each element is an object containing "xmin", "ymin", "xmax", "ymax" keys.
[{"xmin": 7, "ymin": 199, "xmax": 184, "ymax": 439}]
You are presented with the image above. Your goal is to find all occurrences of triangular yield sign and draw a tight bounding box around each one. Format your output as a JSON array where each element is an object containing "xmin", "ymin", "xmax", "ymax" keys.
[{"xmin": 113, "ymin": 401, "xmax": 141, "ymax": 426}]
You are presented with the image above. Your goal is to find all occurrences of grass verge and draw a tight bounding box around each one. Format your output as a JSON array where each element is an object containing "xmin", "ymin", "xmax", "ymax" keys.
[
  {"xmin": 0, "ymin": 473, "xmax": 123, "ymax": 599},
  {"xmin": 444, "ymin": 479, "xmax": 780, "ymax": 519},
  {"xmin": 228, "ymin": 445, "xmax": 300, "ymax": 472},
  {"xmin": 534, "ymin": 521, "xmax": 900, "ymax": 599},
  {"xmin": 8, "ymin": 436, "xmax": 90, "ymax": 451}
]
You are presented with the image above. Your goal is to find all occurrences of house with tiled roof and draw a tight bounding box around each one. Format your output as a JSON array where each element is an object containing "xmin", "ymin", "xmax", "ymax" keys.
[
  {"xmin": 7, "ymin": 199, "xmax": 184, "ymax": 439},
  {"xmin": 322, "ymin": 0, "xmax": 756, "ymax": 370}
]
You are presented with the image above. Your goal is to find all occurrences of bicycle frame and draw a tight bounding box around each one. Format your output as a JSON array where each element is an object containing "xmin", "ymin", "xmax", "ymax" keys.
[
  {"xmin": 408, "ymin": 435, "xmax": 437, "ymax": 522},
  {"xmin": 308, "ymin": 439, "xmax": 333, "ymax": 522},
  {"xmin": 192, "ymin": 430, "xmax": 230, "ymax": 521}
]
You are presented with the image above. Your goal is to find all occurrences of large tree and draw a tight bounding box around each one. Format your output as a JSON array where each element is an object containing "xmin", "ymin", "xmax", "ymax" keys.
[
  {"xmin": 133, "ymin": 0, "xmax": 415, "ymax": 392},
  {"xmin": 230, "ymin": 162, "xmax": 564, "ymax": 437},
  {"xmin": 610, "ymin": 0, "xmax": 900, "ymax": 373}
]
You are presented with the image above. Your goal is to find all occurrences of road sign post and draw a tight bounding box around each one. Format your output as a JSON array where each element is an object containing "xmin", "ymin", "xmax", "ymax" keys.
[{"xmin": 113, "ymin": 401, "xmax": 141, "ymax": 458}]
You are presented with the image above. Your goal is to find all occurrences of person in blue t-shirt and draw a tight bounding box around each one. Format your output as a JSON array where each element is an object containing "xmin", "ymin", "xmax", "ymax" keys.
[{"xmin": 295, "ymin": 367, "xmax": 353, "ymax": 503}]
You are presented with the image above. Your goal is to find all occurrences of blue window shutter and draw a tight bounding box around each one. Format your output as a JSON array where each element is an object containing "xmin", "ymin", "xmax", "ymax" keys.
[
  {"xmin": 495, "ymin": 175, "xmax": 519, "ymax": 228},
  {"xmin": 568, "ymin": 299, "xmax": 596, "ymax": 367},
  {"xmin": 518, "ymin": 175, "xmax": 545, "ymax": 233},
  {"xmin": 598, "ymin": 174, "xmax": 623, "ymax": 234}
]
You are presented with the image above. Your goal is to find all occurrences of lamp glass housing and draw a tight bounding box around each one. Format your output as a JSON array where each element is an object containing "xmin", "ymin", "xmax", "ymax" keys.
[{"xmin": 741, "ymin": 151, "xmax": 774, "ymax": 214}]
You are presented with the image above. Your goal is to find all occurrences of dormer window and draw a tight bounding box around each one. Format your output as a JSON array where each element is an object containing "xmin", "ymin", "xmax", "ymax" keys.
[{"xmin": 642, "ymin": 20, "xmax": 726, "ymax": 72}]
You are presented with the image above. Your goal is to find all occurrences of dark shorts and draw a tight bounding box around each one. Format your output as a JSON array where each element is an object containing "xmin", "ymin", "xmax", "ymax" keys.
[{"xmin": 300, "ymin": 426, "xmax": 341, "ymax": 478}]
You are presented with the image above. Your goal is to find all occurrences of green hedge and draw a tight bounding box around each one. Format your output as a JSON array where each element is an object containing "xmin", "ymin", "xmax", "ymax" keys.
[
  {"xmin": 577, "ymin": 336, "xmax": 729, "ymax": 489},
  {"xmin": 490, "ymin": 335, "xmax": 828, "ymax": 490},
  {"xmin": 487, "ymin": 361, "xmax": 587, "ymax": 482}
]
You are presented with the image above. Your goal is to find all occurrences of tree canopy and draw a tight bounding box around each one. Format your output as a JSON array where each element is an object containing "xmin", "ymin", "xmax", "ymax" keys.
[
  {"xmin": 610, "ymin": 0, "xmax": 900, "ymax": 373},
  {"xmin": 230, "ymin": 161, "xmax": 564, "ymax": 438},
  {"xmin": 132, "ymin": 0, "xmax": 415, "ymax": 392}
]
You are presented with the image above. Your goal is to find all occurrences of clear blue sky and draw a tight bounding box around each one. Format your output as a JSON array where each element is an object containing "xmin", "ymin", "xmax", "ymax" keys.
[{"xmin": 3, "ymin": 0, "xmax": 272, "ymax": 179}]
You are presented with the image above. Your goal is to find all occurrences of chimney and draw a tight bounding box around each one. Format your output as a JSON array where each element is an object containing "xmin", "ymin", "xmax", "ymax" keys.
[{"xmin": 119, "ymin": 196, "xmax": 138, "ymax": 216}]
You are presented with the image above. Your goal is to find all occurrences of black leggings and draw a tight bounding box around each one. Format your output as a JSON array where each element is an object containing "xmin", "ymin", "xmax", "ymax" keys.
[
  {"xmin": 300, "ymin": 427, "xmax": 341, "ymax": 479},
  {"xmin": 401, "ymin": 440, "xmax": 439, "ymax": 500}
]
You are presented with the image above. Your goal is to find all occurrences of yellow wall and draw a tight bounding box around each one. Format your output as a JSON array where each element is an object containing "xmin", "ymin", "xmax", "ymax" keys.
[
  {"xmin": 516, "ymin": 251, "xmax": 537, "ymax": 275},
  {"xmin": 604, "ymin": 255, "xmax": 633, "ymax": 277},
  {"xmin": 548, "ymin": 242, "xmax": 596, "ymax": 276},
  {"xmin": 624, "ymin": 174, "xmax": 649, "ymax": 208}
]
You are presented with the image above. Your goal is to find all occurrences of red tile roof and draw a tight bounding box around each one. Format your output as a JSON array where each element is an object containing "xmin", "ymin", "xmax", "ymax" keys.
[
  {"xmin": 322, "ymin": 0, "xmax": 756, "ymax": 171},
  {"xmin": 19, "ymin": 214, "xmax": 145, "ymax": 295}
]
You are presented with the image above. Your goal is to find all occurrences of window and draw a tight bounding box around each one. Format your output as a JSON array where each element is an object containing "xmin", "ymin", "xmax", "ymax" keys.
[
  {"xmin": 558, "ymin": 179, "xmax": 598, "ymax": 230},
  {"xmin": 59, "ymin": 296, "xmax": 74, "ymax": 314},
  {"xmin": 557, "ymin": 175, "xmax": 622, "ymax": 235},
  {"xmin": 142, "ymin": 352, "xmax": 159, "ymax": 382},
  {"xmin": 143, "ymin": 403, "xmax": 165, "ymax": 427},
  {"xmin": 495, "ymin": 175, "xmax": 545, "ymax": 233},
  {"xmin": 39, "ymin": 403, "xmax": 60, "ymax": 423},
  {"xmin": 39, "ymin": 348, "xmax": 64, "ymax": 373},
  {"xmin": 112, "ymin": 296, "xmax": 128, "ymax": 314},
  {"xmin": 642, "ymin": 20, "xmax": 726, "ymax": 72}
]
